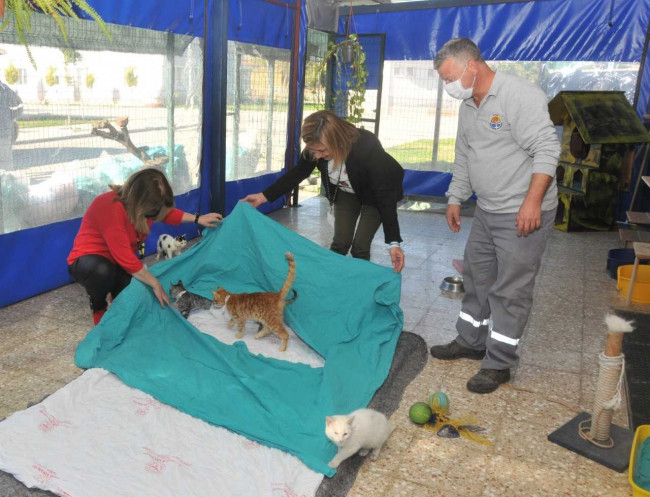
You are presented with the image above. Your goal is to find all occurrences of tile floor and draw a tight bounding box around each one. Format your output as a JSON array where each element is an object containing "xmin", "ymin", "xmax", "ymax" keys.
[{"xmin": 0, "ymin": 195, "xmax": 642, "ymax": 497}]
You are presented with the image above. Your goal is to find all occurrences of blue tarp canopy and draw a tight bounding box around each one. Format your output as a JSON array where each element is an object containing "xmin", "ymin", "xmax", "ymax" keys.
[
  {"xmin": 347, "ymin": 0, "xmax": 650, "ymax": 198},
  {"xmin": 3, "ymin": 0, "xmax": 650, "ymax": 307},
  {"xmin": 74, "ymin": 203, "xmax": 403, "ymax": 475}
]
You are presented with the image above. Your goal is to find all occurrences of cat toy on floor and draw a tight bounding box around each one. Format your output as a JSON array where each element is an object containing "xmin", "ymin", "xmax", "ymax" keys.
[
  {"xmin": 578, "ymin": 314, "xmax": 633, "ymax": 447},
  {"xmin": 547, "ymin": 313, "xmax": 635, "ymax": 472},
  {"xmin": 408, "ymin": 391, "xmax": 491, "ymax": 445}
]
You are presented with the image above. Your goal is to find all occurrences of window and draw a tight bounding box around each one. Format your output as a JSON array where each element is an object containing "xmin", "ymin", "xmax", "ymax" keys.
[
  {"xmin": 378, "ymin": 59, "xmax": 639, "ymax": 173},
  {"xmin": 226, "ymin": 41, "xmax": 290, "ymax": 181},
  {"xmin": 0, "ymin": 16, "xmax": 203, "ymax": 234}
]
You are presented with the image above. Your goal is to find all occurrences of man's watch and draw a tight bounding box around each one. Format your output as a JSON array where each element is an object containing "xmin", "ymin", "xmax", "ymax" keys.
[{"xmin": 194, "ymin": 212, "xmax": 200, "ymax": 224}]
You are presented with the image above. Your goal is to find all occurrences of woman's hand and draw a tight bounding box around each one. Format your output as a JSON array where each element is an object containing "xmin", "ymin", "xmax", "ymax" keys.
[
  {"xmin": 132, "ymin": 267, "xmax": 171, "ymax": 308},
  {"xmin": 390, "ymin": 246, "xmax": 405, "ymax": 273},
  {"xmin": 151, "ymin": 279, "xmax": 171, "ymax": 308},
  {"xmin": 198, "ymin": 213, "xmax": 223, "ymax": 227},
  {"xmin": 240, "ymin": 193, "xmax": 268, "ymax": 208}
]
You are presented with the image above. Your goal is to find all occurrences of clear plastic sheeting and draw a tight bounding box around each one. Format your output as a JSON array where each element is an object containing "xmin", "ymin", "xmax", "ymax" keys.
[
  {"xmin": 0, "ymin": 29, "xmax": 203, "ymax": 234},
  {"xmin": 0, "ymin": 13, "xmax": 195, "ymax": 56},
  {"xmin": 378, "ymin": 60, "xmax": 639, "ymax": 175},
  {"xmin": 536, "ymin": 61, "xmax": 639, "ymax": 104},
  {"xmin": 303, "ymin": 29, "xmax": 330, "ymax": 120},
  {"xmin": 226, "ymin": 41, "xmax": 290, "ymax": 182},
  {"xmin": 379, "ymin": 60, "xmax": 459, "ymax": 174},
  {"xmin": 348, "ymin": 0, "xmax": 650, "ymax": 121}
]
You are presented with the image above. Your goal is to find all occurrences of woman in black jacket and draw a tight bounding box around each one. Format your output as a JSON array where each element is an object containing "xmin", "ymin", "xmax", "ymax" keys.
[{"xmin": 242, "ymin": 110, "xmax": 405, "ymax": 273}]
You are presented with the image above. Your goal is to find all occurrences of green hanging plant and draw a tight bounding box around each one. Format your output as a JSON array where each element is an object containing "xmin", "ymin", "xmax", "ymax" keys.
[
  {"xmin": 0, "ymin": 0, "xmax": 112, "ymax": 68},
  {"xmin": 317, "ymin": 34, "xmax": 368, "ymax": 125},
  {"xmin": 85, "ymin": 72, "xmax": 94, "ymax": 88}
]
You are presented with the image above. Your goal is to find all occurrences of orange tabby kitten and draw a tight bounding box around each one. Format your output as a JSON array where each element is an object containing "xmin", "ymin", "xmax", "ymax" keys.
[{"xmin": 212, "ymin": 252, "xmax": 297, "ymax": 351}]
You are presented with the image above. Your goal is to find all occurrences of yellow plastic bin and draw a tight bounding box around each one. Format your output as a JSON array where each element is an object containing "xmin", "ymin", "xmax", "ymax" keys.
[
  {"xmin": 630, "ymin": 425, "xmax": 650, "ymax": 497},
  {"xmin": 617, "ymin": 265, "xmax": 650, "ymax": 304}
]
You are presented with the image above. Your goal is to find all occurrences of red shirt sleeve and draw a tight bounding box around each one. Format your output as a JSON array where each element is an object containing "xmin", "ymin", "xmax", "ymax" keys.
[{"xmin": 163, "ymin": 208, "xmax": 184, "ymax": 226}]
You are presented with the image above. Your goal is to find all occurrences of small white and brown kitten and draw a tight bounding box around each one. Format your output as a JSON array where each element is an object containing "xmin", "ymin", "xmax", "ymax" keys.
[
  {"xmin": 156, "ymin": 234, "xmax": 187, "ymax": 260},
  {"xmin": 325, "ymin": 408, "xmax": 393, "ymax": 468}
]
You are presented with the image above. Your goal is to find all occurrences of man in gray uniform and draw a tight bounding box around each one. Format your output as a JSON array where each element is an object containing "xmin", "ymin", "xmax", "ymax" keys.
[{"xmin": 429, "ymin": 38, "xmax": 559, "ymax": 394}]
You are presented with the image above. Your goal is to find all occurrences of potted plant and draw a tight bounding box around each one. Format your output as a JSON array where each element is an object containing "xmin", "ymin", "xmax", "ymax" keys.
[
  {"xmin": 1, "ymin": 0, "xmax": 111, "ymax": 68},
  {"xmin": 317, "ymin": 33, "xmax": 368, "ymax": 125}
]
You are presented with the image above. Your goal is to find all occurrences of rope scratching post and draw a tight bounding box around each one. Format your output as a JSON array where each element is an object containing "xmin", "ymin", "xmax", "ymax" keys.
[
  {"xmin": 547, "ymin": 313, "xmax": 635, "ymax": 472},
  {"xmin": 578, "ymin": 314, "xmax": 632, "ymax": 448}
]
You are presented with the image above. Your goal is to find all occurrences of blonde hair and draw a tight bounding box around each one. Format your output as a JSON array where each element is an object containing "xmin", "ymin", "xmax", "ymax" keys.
[
  {"xmin": 301, "ymin": 110, "xmax": 360, "ymax": 168},
  {"xmin": 110, "ymin": 168, "xmax": 174, "ymax": 234}
]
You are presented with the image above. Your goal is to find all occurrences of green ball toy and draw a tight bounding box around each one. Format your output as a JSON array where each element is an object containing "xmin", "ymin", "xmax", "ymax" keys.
[
  {"xmin": 428, "ymin": 392, "xmax": 450, "ymax": 415},
  {"xmin": 409, "ymin": 402, "xmax": 432, "ymax": 424}
]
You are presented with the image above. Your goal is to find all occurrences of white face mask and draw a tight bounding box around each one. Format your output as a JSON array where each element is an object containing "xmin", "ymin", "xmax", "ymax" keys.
[{"xmin": 444, "ymin": 63, "xmax": 475, "ymax": 100}]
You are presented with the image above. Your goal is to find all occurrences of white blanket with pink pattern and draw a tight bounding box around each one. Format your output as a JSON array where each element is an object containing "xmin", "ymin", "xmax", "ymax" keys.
[{"xmin": 0, "ymin": 309, "xmax": 325, "ymax": 497}]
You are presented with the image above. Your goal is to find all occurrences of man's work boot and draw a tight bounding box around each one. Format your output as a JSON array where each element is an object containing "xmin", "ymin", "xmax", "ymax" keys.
[
  {"xmin": 429, "ymin": 339, "xmax": 485, "ymax": 361},
  {"xmin": 466, "ymin": 368, "xmax": 511, "ymax": 394}
]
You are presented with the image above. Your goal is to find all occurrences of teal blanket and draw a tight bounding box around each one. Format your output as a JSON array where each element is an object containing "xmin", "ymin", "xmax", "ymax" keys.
[{"xmin": 75, "ymin": 203, "xmax": 403, "ymax": 476}]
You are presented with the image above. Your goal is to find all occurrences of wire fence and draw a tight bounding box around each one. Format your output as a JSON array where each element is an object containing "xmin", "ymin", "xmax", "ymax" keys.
[
  {"xmin": 0, "ymin": 14, "xmax": 203, "ymax": 234},
  {"xmin": 226, "ymin": 41, "xmax": 290, "ymax": 181},
  {"xmin": 376, "ymin": 59, "xmax": 639, "ymax": 174},
  {"xmin": 0, "ymin": 15, "xmax": 641, "ymax": 234}
]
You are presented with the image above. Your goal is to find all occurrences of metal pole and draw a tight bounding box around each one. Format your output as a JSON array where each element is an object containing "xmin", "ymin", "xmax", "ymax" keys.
[
  {"xmin": 207, "ymin": 0, "xmax": 229, "ymax": 215},
  {"xmin": 287, "ymin": 0, "xmax": 304, "ymax": 207},
  {"xmin": 432, "ymin": 76, "xmax": 444, "ymax": 166},
  {"xmin": 373, "ymin": 34, "xmax": 386, "ymax": 136},
  {"xmin": 167, "ymin": 33, "xmax": 176, "ymax": 177},
  {"xmin": 267, "ymin": 58, "xmax": 275, "ymax": 172},
  {"xmin": 233, "ymin": 49, "xmax": 241, "ymax": 178}
]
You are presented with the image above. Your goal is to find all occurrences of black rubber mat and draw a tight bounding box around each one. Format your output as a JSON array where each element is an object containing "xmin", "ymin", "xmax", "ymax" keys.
[
  {"xmin": 547, "ymin": 412, "xmax": 633, "ymax": 472},
  {"xmin": 616, "ymin": 310, "xmax": 650, "ymax": 430}
]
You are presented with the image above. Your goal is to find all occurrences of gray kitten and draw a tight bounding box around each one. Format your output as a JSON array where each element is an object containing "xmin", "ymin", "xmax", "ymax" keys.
[{"xmin": 169, "ymin": 280, "xmax": 213, "ymax": 318}]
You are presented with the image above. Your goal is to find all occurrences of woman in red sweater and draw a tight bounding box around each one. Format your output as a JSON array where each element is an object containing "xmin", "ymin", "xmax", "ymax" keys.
[{"xmin": 67, "ymin": 168, "xmax": 222, "ymax": 324}]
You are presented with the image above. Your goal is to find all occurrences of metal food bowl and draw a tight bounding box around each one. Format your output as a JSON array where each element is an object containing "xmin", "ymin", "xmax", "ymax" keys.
[{"xmin": 440, "ymin": 276, "xmax": 464, "ymax": 293}]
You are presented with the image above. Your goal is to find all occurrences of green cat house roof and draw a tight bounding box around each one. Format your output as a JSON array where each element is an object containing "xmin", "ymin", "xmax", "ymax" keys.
[{"xmin": 548, "ymin": 90, "xmax": 650, "ymax": 145}]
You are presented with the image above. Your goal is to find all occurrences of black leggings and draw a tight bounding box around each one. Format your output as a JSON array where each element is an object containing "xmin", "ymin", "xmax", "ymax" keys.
[{"xmin": 68, "ymin": 255, "xmax": 132, "ymax": 312}]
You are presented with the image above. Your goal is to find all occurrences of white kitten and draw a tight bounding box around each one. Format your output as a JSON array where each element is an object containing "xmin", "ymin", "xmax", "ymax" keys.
[
  {"xmin": 325, "ymin": 408, "xmax": 393, "ymax": 468},
  {"xmin": 156, "ymin": 234, "xmax": 187, "ymax": 260}
]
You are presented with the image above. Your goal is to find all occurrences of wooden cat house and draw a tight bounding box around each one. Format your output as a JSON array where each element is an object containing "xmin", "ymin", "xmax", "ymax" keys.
[{"xmin": 548, "ymin": 91, "xmax": 650, "ymax": 231}]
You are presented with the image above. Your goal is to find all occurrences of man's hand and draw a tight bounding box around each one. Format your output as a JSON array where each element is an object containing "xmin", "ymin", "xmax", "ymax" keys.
[
  {"xmin": 446, "ymin": 204, "xmax": 462, "ymax": 233},
  {"xmin": 240, "ymin": 193, "xmax": 268, "ymax": 208},
  {"xmin": 516, "ymin": 198, "xmax": 542, "ymax": 236},
  {"xmin": 390, "ymin": 246, "xmax": 405, "ymax": 273},
  {"xmin": 517, "ymin": 173, "xmax": 552, "ymax": 236}
]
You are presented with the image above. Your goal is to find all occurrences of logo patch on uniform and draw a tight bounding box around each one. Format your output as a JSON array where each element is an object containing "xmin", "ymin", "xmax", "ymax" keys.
[{"xmin": 489, "ymin": 114, "xmax": 502, "ymax": 130}]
